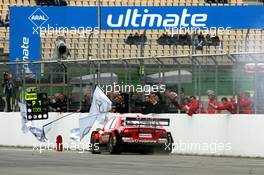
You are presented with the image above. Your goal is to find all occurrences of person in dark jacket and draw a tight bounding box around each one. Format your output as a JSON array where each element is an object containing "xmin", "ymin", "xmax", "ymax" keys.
[
  {"xmin": 142, "ymin": 92, "xmax": 166, "ymax": 114},
  {"xmin": 111, "ymin": 93, "xmax": 129, "ymax": 113},
  {"xmin": 2, "ymin": 72, "xmax": 14, "ymax": 112},
  {"xmin": 50, "ymin": 92, "xmax": 68, "ymax": 112}
]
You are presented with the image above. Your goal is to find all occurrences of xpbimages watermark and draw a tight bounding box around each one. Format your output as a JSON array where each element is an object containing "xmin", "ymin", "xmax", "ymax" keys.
[
  {"xmin": 164, "ymin": 141, "xmax": 232, "ymax": 154},
  {"xmin": 98, "ymin": 82, "xmax": 166, "ymax": 95},
  {"xmin": 32, "ymin": 141, "xmax": 99, "ymax": 153},
  {"xmin": 39, "ymin": 24, "xmax": 99, "ymax": 37},
  {"xmin": 165, "ymin": 26, "xmax": 232, "ymax": 36}
]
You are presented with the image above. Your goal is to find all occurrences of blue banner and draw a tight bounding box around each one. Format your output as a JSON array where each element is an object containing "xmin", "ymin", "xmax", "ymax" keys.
[{"xmin": 10, "ymin": 6, "xmax": 264, "ymax": 66}]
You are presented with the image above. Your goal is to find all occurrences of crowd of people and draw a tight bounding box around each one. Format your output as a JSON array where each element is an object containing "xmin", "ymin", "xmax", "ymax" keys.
[
  {"xmin": 125, "ymin": 32, "xmax": 148, "ymax": 45},
  {"xmin": 103, "ymin": 89, "xmax": 254, "ymax": 116},
  {"xmin": 157, "ymin": 32, "xmax": 192, "ymax": 46},
  {"xmin": 1, "ymin": 72, "xmax": 254, "ymax": 115},
  {"xmin": 157, "ymin": 32, "xmax": 220, "ymax": 50}
]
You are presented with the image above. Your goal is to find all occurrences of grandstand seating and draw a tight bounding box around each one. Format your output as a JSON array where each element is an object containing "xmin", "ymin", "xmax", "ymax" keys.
[
  {"xmin": 1, "ymin": 0, "xmax": 264, "ymax": 65},
  {"xmin": 40, "ymin": 28, "xmax": 264, "ymax": 62}
]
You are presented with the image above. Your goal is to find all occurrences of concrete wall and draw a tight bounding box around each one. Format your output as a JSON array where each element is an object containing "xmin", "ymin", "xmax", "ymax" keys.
[{"xmin": 0, "ymin": 112, "xmax": 263, "ymax": 157}]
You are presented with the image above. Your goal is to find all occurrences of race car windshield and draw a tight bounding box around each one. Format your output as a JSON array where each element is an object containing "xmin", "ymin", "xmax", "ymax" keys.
[{"xmin": 122, "ymin": 117, "xmax": 170, "ymax": 127}]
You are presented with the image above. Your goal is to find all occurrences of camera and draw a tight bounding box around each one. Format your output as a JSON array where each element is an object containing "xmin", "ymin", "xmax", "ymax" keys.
[{"xmin": 52, "ymin": 35, "xmax": 69, "ymax": 60}]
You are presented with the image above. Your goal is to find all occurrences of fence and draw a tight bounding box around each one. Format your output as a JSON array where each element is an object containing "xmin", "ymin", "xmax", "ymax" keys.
[{"xmin": 0, "ymin": 52, "xmax": 264, "ymax": 113}]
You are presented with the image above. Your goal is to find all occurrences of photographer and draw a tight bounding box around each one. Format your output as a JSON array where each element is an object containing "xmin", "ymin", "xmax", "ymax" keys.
[{"xmin": 2, "ymin": 72, "xmax": 14, "ymax": 112}]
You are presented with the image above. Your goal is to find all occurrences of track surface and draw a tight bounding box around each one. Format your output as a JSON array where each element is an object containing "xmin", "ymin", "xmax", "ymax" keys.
[{"xmin": 1, "ymin": 148, "xmax": 264, "ymax": 175}]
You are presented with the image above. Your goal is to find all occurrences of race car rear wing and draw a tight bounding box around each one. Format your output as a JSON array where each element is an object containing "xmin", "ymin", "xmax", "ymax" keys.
[{"xmin": 124, "ymin": 117, "xmax": 170, "ymax": 127}]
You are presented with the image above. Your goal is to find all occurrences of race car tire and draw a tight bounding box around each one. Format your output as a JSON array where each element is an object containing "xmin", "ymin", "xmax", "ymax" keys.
[
  {"xmin": 164, "ymin": 132, "xmax": 173, "ymax": 154},
  {"xmin": 108, "ymin": 135, "xmax": 120, "ymax": 154}
]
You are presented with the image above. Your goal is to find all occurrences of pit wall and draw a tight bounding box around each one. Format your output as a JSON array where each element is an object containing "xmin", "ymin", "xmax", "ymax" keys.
[{"xmin": 0, "ymin": 112, "xmax": 263, "ymax": 157}]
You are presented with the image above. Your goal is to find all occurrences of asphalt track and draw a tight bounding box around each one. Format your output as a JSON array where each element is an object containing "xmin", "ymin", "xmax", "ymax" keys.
[{"xmin": 1, "ymin": 148, "xmax": 264, "ymax": 175}]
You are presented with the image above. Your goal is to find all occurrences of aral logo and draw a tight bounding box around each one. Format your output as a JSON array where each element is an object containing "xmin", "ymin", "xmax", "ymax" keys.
[
  {"xmin": 28, "ymin": 8, "xmax": 49, "ymax": 28},
  {"xmin": 31, "ymin": 15, "xmax": 47, "ymax": 20}
]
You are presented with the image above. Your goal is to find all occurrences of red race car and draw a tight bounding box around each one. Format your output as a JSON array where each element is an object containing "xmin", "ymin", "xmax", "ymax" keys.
[{"xmin": 90, "ymin": 115, "xmax": 173, "ymax": 154}]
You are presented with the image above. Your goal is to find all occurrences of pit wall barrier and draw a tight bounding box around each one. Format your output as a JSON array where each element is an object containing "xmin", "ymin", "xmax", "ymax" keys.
[{"xmin": 0, "ymin": 112, "xmax": 263, "ymax": 157}]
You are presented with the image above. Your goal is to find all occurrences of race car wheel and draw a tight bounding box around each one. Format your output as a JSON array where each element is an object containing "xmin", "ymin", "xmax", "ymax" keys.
[
  {"xmin": 91, "ymin": 132, "xmax": 101, "ymax": 154},
  {"xmin": 164, "ymin": 132, "xmax": 173, "ymax": 154},
  {"xmin": 108, "ymin": 135, "xmax": 120, "ymax": 154}
]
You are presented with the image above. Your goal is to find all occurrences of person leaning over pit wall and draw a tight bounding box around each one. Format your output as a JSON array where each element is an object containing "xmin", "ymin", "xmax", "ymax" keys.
[
  {"xmin": 210, "ymin": 97, "xmax": 237, "ymax": 114},
  {"xmin": 184, "ymin": 96, "xmax": 200, "ymax": 116}
]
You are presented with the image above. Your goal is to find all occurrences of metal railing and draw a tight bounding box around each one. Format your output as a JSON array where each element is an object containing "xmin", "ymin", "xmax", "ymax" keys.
[{"xmin": 0, "ymin": 52, "xmax": 264, "ymax": 113}]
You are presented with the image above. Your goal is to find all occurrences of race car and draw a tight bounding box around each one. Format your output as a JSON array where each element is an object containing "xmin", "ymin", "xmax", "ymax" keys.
[{"xmin": 90, "ymin": 115, "xmax": 173, "ymax": 154}]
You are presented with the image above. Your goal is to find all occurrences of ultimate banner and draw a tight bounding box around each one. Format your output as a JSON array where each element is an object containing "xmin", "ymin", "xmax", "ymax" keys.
[{"xmin": 10, "ymin": 6, "xmax": 264, "ymax": 65}]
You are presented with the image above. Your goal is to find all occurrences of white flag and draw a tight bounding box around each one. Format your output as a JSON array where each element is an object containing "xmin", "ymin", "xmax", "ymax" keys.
[
  {"xmin": 19, "ymin": 103, "xmax": 50, "ymax": 142},
  {"xmin": 70, "ymin": 86, "xmax": 112, "ymax": 141}
]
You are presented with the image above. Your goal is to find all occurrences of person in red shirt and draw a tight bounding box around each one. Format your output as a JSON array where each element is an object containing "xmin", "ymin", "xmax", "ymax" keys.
[
  {"xmin": 178, "ymin": 97, "xmax": 191, "ymax": 111},
  {"xmin": 211, "ymin": 97, "xmax": 237, "ymax": 114},
  {"xmin": 238, "ymin": 92, "xmax": 254, "ymax": 114},
  {"xmin": 185, "ymin": 96, "xmax": 199, "ymax": 116},
  {"xmin": 207, "ymin": 90, "xmax": 218, "ymax": 114}
]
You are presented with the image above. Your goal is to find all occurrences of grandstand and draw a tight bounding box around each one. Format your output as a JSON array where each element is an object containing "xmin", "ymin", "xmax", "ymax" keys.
[{"xmin": 39, "ymin": 29, "xmax": 264, "ymax": 63}]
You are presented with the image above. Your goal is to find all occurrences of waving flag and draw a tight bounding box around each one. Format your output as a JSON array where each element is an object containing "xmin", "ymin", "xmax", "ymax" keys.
[{"xmin": 70, "ymin": 86, "xmax": 112, "ymax": 141}]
